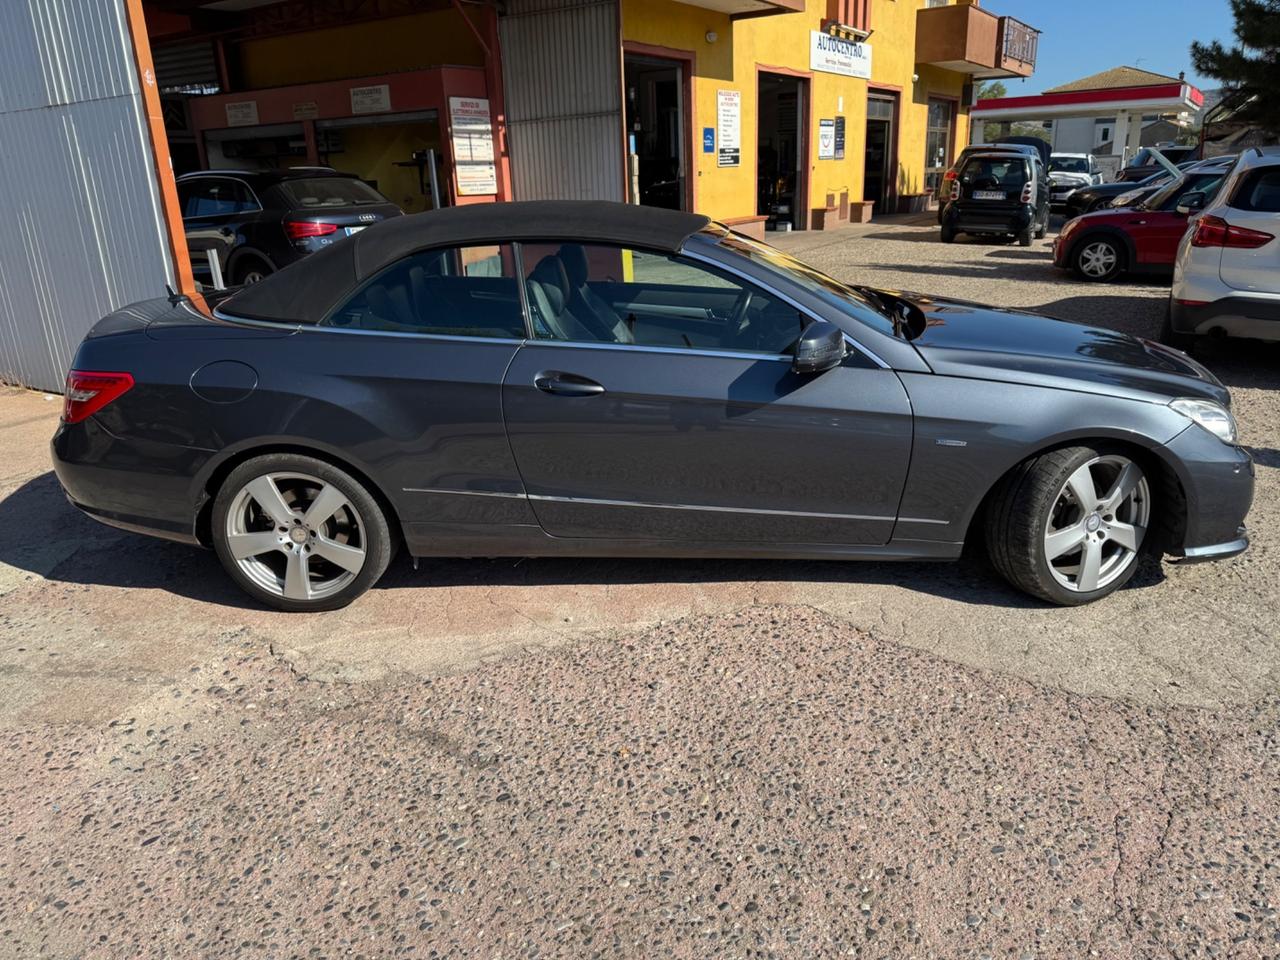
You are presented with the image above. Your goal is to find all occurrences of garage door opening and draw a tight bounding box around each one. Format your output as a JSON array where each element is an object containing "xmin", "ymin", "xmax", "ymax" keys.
[
  {"xmin": 624, "ymin": 53, "xmax": 689, "ymax": 210},
  {"xmin": 757, "ymin": 72, "xmax": 808, "ymax": 231}
]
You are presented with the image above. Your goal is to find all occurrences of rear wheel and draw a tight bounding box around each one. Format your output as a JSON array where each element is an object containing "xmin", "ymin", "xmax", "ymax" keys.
[
  {"xmin": 232, "ymin": 257, "xmax": 274, "ymax": 286},
  {"xmin": 1034, "ymin": 211, "xmax": 1048, "ymax": 239},
  {"xmin": 1017, "ymin": 224, "xmax": 1034, "ymax": 247},
  {"xmin": 986, "ymin": 445, "xmax": 1152, "ymax": 605},
  {"xmin": 940, "ymin": 224, "xmax": 957, "ymax": 243},
  {"xmin": 212, "ymin": 454, "xmax": 393, "ymax": 611},
  {"xmin": 1072, "ymin": 236, "xmax": 1123, "ymax": 282}
]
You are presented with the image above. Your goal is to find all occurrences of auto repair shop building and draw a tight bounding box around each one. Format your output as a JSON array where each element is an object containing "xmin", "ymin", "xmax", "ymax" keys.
[{"xmin": 0, "ymin": 0, "xmax": 1037, "ymax": 392}]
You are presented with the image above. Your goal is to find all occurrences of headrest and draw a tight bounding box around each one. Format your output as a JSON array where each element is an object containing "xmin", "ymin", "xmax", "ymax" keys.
[
  {"xmin": 529, "ymin": 255, "xmax": 568, "ymax": 313},
  {"xmin": 559, "ymin": 243, "xmax": 590, "ymax": 288}
]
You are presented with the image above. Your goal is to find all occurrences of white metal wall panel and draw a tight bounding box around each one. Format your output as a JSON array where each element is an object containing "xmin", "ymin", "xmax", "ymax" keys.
[
  {"xmin": 0, "ymin": 0, "xmax": 173, "ymax": 391},
  {"xmin": 499, "ymin": 0, "xmax": 624, "ymax": 202}
]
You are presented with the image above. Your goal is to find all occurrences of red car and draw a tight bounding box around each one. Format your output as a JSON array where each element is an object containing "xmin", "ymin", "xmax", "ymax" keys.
[{"xmin": 1053, "ymin": 168, "xmax": 1232, "ymax": 282}]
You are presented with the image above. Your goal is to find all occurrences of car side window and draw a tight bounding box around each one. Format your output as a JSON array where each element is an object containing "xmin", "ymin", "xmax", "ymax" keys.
[
  {"xmin": 322, "ymin": 244, "xmax": 525, "ymax": 339},
  {"xmin": 519, "ymin": 242, "xmax": 805, "ymax": 355},
  {"xmin": 180, "ymin": 178, "xmax": 256, "ymax": 218},
  {"xmin": 1230, "ymin": 168, "xmax": 1280, "ymax": 213},
  {"xmin": 1163, "ymin": 174, "xmax": 1227, "ymax": 211}
]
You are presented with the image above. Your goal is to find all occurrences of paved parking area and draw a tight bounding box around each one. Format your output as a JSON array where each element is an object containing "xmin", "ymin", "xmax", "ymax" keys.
[{"xmin": 1, "ymin": 217, "xmax": 1278, "ymax": 958}]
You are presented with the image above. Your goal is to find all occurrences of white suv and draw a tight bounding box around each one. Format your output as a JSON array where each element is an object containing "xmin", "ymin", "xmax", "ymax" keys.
[{"xmin": 1166, "ymin": 147, "xmax": 1280, "ymax": 348}]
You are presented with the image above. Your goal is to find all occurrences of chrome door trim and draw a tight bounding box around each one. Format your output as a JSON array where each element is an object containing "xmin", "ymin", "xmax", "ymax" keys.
[
  {"xmin": 212, "ymin": 308, "xmax": 527, "ymax": 346},
  {"xmin": 520, "ymin": 338, "xmax": 791, "ymax": 363}
]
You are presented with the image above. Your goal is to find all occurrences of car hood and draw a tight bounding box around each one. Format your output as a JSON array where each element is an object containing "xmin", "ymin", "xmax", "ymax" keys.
[
  {"xmin": 1050, "ymin": 172, "xmax": 1091, "ymax": 186},
  {"xmin": 892, "ymin": 292, "xmax": 1229, "ymax": 405}
]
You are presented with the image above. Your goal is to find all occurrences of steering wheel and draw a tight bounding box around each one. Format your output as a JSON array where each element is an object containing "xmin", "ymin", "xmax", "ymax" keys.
[{"xmin": 720, "ymin": 289, "xmax": 753, "ymax": 346}]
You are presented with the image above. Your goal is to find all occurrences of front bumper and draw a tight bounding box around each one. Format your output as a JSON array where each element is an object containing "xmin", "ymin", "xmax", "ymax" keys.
[
  {"xmin": 1168, "ymin": 528, "xmax": 1249, "ymax": 563},
  {"xmin": 1162, "ymin": 423, "xmax": 1255, "ymax": 561}
]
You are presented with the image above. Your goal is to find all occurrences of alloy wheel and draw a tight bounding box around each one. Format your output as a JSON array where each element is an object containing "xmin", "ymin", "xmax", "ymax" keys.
[
  {"xmin": 1078, "ymin": 241, "xmax": 1118, "ymax": 279},
  {"xmin": 1043, "ymin": 455, "xmax": 1149, "ymax": 593},
  {"xmin": 241, "ymin": 269, "xmax": 267, "ymax": 285},
  {"xmin": 224, "ymin": 472, "xmax": 367, "ymax": 602}
]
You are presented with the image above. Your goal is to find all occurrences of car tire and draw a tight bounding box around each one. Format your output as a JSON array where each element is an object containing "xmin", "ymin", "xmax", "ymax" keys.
[
  {"xmin": 1160, "ymin": 303, "xmax": 1196, "ymax": 352},
  {"xmin": 232, "ymin": 258, "xmax": 274, "ymax": 286},
  {"xmin": 1086, "ymin": 199, "xmax": 1108, "ymax": 213},
  {"xmin": 940, "ymin": 225, "xmax": 957, "ymax": 243},
  {"xmin": 985, "ymin": 444, "xmax": 1154, "ymax": 606},
  {"xmin": 212, "ymin": 453, "xmax": 393, "ymax": 612},
  {"xmin": 1034, "ymin": 213, "xmax": 1047, "ymax": 240},
  {"xmin": 1071, "ymin": 236, "xmax": 1124, "ymax": 282},
  {"xmin": 1017, "ymin": 225, "xmax": 1034, "ymax": 247}
]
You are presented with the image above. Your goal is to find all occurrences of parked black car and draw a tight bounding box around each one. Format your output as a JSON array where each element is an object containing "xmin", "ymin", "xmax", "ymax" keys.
[
  {"xmin": 1063, "ymin": 163, "xmax": 1194, "ymax": 218},
  {"xmin": 177, "ymin": 168, "xmax": 403, "ymax": 287},
  {"xmin": 937, "ymin": 143, "xmax": 1043, "ymax": 223},
  {"xmin": 51, "ymin": 201, "xmax": 1252, "ymax": 612},
  {"xmin": 940, "ymin": 151, "xmax": 1050, "ymax": 245},
  {"xmin": 1116, "ymin": 145, "xmax": 1199, "ymax": 182}
]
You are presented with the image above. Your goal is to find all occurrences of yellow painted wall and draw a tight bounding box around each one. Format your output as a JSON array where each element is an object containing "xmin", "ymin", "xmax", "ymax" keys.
[
  {"xmin": 327, "ymin": 120, "xmax": 444, "ymax": 215},
  {"xmin": 236, "ymin": 10, "xmax": 485, "ymax": 89},
  {"xmin": 620, "ymin": 0, "xmax": 975, "ymax": 224}
]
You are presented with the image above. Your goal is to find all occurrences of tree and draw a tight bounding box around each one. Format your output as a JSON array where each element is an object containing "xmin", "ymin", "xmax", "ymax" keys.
[
  {"xmin": 976, "ymin": 81, "xmax": 1009, "ymax": 142},
  {"xmin": 1191, "ymin": 0, "xmax": 1280, "ymax": 133}
]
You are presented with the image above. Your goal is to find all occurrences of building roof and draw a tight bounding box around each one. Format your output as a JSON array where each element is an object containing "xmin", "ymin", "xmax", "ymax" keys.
[
  {"xmin": 223, "ymin": 201, "xmax": 712, "ymax": 325},
  {"xmin": 1044, "ymin": 66, "xmax": 1185, "ymax": 95}
]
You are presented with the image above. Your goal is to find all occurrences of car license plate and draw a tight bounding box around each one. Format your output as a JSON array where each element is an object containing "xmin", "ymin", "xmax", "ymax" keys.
[
  {"xmin": 344, "ymin": 225, "xmax": 368, "ymax": 236},
  {"xmin": 973, "ymin": 190, "xmax": 1005, "ymax": 200}
]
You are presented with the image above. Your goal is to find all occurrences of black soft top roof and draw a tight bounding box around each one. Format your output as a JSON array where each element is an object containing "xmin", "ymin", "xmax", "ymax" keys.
[{"xmin": 223, "ymin": 200, "xmax": 712, "ymax": 324}]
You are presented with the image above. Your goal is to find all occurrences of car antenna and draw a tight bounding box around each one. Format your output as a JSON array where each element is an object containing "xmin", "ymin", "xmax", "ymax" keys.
[{"xmin": 164, "ymin": 283, "xmax": 184, "ymax": 306}]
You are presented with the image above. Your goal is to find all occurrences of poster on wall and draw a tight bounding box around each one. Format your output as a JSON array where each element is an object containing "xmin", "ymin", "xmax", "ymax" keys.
[
  {"xmin": 224, "ymin": 101, "xmax": 259, "ymax": 127},
  {"xmin": 449, "ymin": 96, "xmax": 498, "ymax": 196},
  {"xmin": 717, "ymin": 89, "xmax": 741, "ymax": 168},
  {"xmin": 810, "ymin": 31, "xmax": 872, "ymax": 80},
  {"xmin": 818, "ymin": 119, "xmax": 836, "ymax": 160},
  {"xmin": 834, "ymin": 116, "xmax": 846, "ymax": 160},
  {"xmin": 350, "ymin": 84, "xmax": 391, "ymax": 115}
]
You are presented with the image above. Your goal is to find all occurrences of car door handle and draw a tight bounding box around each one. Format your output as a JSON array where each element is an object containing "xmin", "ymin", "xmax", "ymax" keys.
[{"xmin": 534, "ymin": 371, "xmax": 605, "ymax": 397}]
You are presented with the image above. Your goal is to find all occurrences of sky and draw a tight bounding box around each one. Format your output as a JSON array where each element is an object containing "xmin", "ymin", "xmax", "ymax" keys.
[{"xmin": 988, "ymin": 0, "xmax": 1239, "ymax": 95}]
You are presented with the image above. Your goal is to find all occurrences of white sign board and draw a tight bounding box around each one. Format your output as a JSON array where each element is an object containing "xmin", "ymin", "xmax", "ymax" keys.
[
  {"xmin": 224, "ymin": 101, "xmax": 259, "ymax": 127},
  {"xmin": 449, "ymin": 96, "xmax": 497, "ymax": 196},
  {"xmin": 810, "ymin": 31, "xmax": 872, "ymax": 80},
  {"xmin": 717, "ymin": 89, "xmax": 741, "ymax": 168},
  {"xmin": 350, "ymin": 84, "xmax": 391, "ymax": 115},
  {"xmin": 818, "ymin": 118, "xmax": 836, "ymax": 160}
]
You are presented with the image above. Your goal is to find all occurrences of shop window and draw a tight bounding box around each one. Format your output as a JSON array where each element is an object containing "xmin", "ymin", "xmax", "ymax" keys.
[
  {"xmin": 322, "ymin": 245, "xmax": 524, "ymax": 338},
  {"xmin": 520, "ymin": 242, "xmax": 803, "ymax": 355},
  {"xmin": 924, "ymin": 99, "xmax": 955, "ymax": 194}
]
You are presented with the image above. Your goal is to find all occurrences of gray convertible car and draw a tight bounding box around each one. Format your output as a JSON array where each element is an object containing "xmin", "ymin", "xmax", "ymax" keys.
[{"xmin": 51, "ymin": 201, "xmax": 1252, "ymax": 611}]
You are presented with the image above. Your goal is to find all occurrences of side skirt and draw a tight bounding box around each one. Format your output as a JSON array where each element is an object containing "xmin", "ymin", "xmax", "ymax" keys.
[{"xmin": 403, "ymin": 522, "xmax": 963, "ymax": 562}]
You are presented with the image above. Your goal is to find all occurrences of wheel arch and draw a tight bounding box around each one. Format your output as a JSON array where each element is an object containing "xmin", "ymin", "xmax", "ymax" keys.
[
  {"xmin": 224, "ymin": 245, "xmax": 277, "ymax": 282},
  {"xmin": 961, "ymin": 432, "xmax": 1188, "ymax": 554},
  {"xmin": 194, "ymin": 441, "xmax": 404, "ymax": 550}
]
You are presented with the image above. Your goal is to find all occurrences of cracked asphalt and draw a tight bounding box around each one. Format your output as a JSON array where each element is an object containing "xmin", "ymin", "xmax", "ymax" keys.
[{"xmin": 1, "ymin": 216, "xmax": 1278, "ymax": 958}]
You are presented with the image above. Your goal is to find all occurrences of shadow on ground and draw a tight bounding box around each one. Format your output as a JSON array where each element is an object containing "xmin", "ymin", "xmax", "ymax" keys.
[{"xmin": 1, "ymin": 471, "xmax": 1171, "ymax": 613}]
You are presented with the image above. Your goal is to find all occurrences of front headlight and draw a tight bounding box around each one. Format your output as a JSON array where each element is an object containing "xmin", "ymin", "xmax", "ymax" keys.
[{"xmin": 1170, "ymin": 398, "xmax": 1238, "ymax": 444}]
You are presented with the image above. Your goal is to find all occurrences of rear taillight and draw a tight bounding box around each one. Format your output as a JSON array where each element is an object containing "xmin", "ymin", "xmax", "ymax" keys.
[
  {"xmin": 1020, "ymin": 182, "xmax": 1033, "ymax": 203},
  {"xmin": 285, "ymin": 221, "xmax": 339, "ymax": 240},
  {"xmin": 1190, "ymin": 215, "xmax": 1275, "ymax": 249},
  {"xmin": 63, "ymin": 370, "xmax": 134, "ymax": 424}
]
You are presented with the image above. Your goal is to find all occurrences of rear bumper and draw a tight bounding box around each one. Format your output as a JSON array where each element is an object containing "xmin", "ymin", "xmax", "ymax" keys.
[
  {"xmin": 1168, "ymin": 295, "xmax": 1280, "ymax": 340},
  {"xmin": 51, "ymin": 417, "xmax": 210, "ymax": 545},
  {"xmin": 942, "ymin": 204, "xmax": 1034, "ymax": 235}
]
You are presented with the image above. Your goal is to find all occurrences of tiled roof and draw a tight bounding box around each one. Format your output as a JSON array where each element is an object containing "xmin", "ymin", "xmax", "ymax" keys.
[{"xmin": 1044, "ymin": 66, "xmax": 1184, "ymax": 94}]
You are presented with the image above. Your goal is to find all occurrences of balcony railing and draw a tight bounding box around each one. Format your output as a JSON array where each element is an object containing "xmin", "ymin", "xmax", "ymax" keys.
[{"xmin": 999, "ymin": 17, "xmax": 1038, "ymax": 74}]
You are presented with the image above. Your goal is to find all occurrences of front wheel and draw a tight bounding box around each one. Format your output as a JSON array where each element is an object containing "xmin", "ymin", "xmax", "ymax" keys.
[
  {"xmin": 212, "ymin": 454, "xmax": 393, "ymax": 611},
  {"xmin": 1072, "ymin": 236, "xmax": 1124, "ymax": 282},
  {"xmin": 985, "ymin": 445, "xmax": 1153, "ymax": 605}
]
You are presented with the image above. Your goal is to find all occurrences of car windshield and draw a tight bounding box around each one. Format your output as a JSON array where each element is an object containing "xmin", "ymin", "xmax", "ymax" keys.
[
  {"xmin": 279, "ymin": 177, "xmax": 387, "ymax": 207},
  {"xmin": 713, "ymin": 231, "xmax": 899, "ymax": 337},
  {"xmin": 1049, "ymin": 157, "xmax": 1089, "ymax": 173},
  {"xmin": 1140, "ymin": 171, "xmax": 1227, "ymax": 211}
]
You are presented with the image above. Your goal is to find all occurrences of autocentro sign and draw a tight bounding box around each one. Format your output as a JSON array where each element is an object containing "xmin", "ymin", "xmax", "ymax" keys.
[{"xmin": 810, "ymin": 31, "xmax": 872, "ymax": 80}]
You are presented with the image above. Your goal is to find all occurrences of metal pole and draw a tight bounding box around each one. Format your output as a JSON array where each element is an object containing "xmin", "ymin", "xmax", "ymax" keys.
[
  {"xmin": 427, "ymin": 148, "xmax": 442, "ymax": 210},
  {"xmin": 207, "ymin": 249, "xmax": 225, "ymax": 290}
]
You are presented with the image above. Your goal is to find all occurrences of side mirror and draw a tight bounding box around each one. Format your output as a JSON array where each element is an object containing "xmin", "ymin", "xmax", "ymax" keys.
[
  {"xmin": 792, "ymin": 319, "xmax": 847, "ymax": 375},
  {"xmin": 1176, "ymin": 192, "xmax": 1206, "ymax": 216}
]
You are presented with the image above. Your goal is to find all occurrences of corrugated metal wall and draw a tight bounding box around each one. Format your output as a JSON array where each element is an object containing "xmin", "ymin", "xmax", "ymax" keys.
[
  {"xmin": 499, "ymin": 0, "xmax": 624, "ymax": 202},
  {"xmin": 0, "ymin": 0, "xmax": 174, "ymax": 391}
]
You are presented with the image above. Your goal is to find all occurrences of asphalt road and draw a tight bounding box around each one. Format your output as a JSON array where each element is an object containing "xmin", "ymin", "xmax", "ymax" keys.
[{"xmin": 1, "ymin": 216, "xmax": 1277, "ymax": 958}]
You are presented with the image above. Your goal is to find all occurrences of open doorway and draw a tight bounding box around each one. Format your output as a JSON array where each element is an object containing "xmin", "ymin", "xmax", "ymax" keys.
[
  {"xmin": 757, "ymin": 72, "xmax": 807, "ymax": 231},
  {"xmin": 864, "ymin": 92, "xmax": 896, "ymax": 213},
  {"xmin": 624, "ymin": 53, "xmax": 688, "ymax": 210}
]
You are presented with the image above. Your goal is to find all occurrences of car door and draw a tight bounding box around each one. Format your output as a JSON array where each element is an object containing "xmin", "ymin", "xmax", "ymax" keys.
[
  {"xmin": 501, "ymin": 242, "xmax": 914, "ymax": 545},
  {"xmin": 179, "ymin": 176, "xmax": 257, "ymax": 283},
  {"xmin": 1217, "ymin": 165, "xmax": 1280, "ymax": 294},
  {"xmin": 1131, "ymin": 171, "xmax": 1231, "ymax": 265}
]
